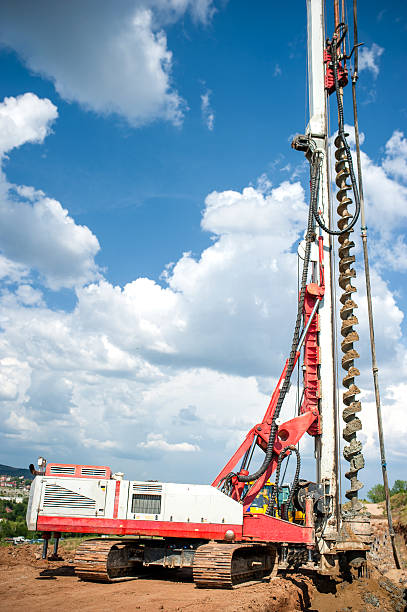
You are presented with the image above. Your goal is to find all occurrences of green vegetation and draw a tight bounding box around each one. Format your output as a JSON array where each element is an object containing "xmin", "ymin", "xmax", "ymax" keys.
[
  {"xmin": 390, "ymin": 491, "xmax": 407, "ymax": 528},
  {"xmin": 391, "ymin": 480, "xmax": 407, "ymax": 496},
  {"xmin": 367, "ymin": 480, "xmax": 407, "ymax": 504},
  {"xmin": 367, "ymin": 483, "xmax": 386, "ymax": 503},
  {"xmin": 0, "ymin": 498, "xmax": 30, "ymax": 539}
]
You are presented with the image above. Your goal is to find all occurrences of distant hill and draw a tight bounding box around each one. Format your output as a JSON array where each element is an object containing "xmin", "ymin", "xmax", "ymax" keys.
[{"xmin": 0, "ymin": 464, "xmax": 33, "ymax": 479}]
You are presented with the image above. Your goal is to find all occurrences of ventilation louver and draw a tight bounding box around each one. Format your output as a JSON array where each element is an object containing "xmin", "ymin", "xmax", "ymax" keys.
[
  {"xmin": 43, "ymin": 483, "xmax": 96, "ymax": 510},
  {"xmin": 49, "ymin": 465, "xmax": 75, "ymax": 475},
  {"xmin": 81, "ymin": 467, "xmax": 107, "ymax": 478},
  {"xmin": 132, "ymin": 483, "xmax": 162, "ymax": 494}
]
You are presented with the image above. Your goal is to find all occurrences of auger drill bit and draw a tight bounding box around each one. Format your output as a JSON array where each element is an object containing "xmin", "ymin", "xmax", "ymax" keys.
[{"xmin": 335, "ymin": 133, "xmax": 365, "ymax": 513}]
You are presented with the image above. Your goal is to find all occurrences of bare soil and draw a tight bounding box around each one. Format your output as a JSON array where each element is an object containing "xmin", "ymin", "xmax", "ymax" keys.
[{"xmin": 0, "ymin": 543, "xmax": 406, "ymax": 612}]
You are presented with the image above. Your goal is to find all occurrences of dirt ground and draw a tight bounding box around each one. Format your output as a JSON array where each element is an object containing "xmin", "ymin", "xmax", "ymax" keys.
[{"xmin": 0, "ymin": 542, "xmax": 406, "ymax": 612}]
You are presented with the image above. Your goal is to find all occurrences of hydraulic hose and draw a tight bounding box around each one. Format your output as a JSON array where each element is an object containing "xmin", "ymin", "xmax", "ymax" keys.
[
  {"xmin": 265, "ymin": 445, "xmax": 301, "ymax": 519},
  {"xmin": 312, "ymin": 26, "xmax": 361, "ymax": 237}
]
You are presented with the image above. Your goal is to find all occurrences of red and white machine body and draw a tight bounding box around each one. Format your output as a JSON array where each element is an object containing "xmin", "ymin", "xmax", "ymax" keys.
[{"xmin": 27, "ymin": 462, "xmax": 314, "ymax": 545}]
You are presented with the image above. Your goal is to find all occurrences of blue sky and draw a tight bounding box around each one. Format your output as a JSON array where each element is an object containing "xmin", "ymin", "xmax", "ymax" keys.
[{"xmin": 0, "ymin": 0, "xmax": 406, "ymax": 497}]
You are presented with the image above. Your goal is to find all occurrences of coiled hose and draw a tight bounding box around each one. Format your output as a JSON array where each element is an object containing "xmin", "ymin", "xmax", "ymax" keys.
[{"xmin": 311, "ymin": 25, "xmax": 360, "ymax": 237}]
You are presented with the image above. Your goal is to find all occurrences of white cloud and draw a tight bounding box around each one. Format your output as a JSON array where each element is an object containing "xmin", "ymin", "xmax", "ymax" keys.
[
  {"xmin": 71, "ymin": 181, "xmax": 307, "ymax": 378},
  {"xmin": 361, "ymin": 383, "xmax": 407, "ymax": 463},
  {"xmin": 0, "ymin": 176, "xmax": 308, "ymax": 478},
  {"xmin": 152, "ymin": 0, "xmax": 215, "ymax": 24},
  {"xmin": 0, "ymin": 255, "xmax": 29, "ymax": 284},
  {"xmin": 255, "ymin": 173, "xmax": 273, "ymax": 194},
  {"xmin": 0, "ymin": 109, "xmax": 406, "ymax": 489},
  {"xmin": 5, "ymin": 410, "xmax": 39, "ymax": 436},
  {"xmin": 15, "ymin": 285, "xmax": 44, "ymax": 307},
  {"xmin": 82, "ymin": 437, "xmax": 119, "ymax": 450},
  {"xmin": 139, "ymin": 433, "xmax": 200, "ymax": 452},
  {"xmin": 331, "ymin": 126, "xmax": 407, "ymax": 272},
  {"xmin": 274, "ymin": 64, "xmax": 282, "ymax": 77},
  {"xmin": 382, "ymin": 130, "xmax": 407, "ymax": 182},
  {"xmin": 0, "ymin": 93, "xmax": 57, "ymax": 155},
  {"xmin": 0, "ymin": 1, "xmax": 215, "ymax": 127},
  {"xmin": 201, "ymin": 89, "xmax": 215, "ymax": 131},
  {"xmin": 0, "ymin": 184, "xmax": 101, "ymax": 290},
  {"xmin": 361, "ymin": 148, "xmax": 407, "ymax": 230},
  {"xmin": 0, "ymin": 358, "xmax": 31, "ymax": 402},
  {"xmin": 0, "ymin": 94, "xmax": 100, "ymax": 289},
  {"xmin": 358, "ymin": 43, "xmax": 384, "ymax": 78}
]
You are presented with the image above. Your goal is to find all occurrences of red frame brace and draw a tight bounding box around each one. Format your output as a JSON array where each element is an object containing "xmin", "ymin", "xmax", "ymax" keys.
[
  {"xmin": 212, "ymin": 236, "xmax": 325, "ymax": 510},
  {"xmin": 324, "ymin": 49, "xmax": 348, "ymax": 94}
]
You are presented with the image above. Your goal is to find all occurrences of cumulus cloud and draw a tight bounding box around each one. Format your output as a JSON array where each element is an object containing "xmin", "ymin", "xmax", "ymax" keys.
[
  {"xmin": 201, "ymin": 89, "xmax": 215, "ymax": 131},
  {"xmin": 0, "ymin": 106, "xmax": 406, "ymax": 487},
  {"xmin": 0, "ymin": 1, "xmax": 215, "ymax": 127},
  {"xmin": 332, "ymin": 126, "xmax": 407, "ymax": 271},
  {"xmin": 0, "ymin": 184, "xmax": 100, "ymax": 289},
  {"xmin": 361, "ymin": 383, "xmax": 407, "ymax": 465},
  {"xmin": 0, "ymin": 254, "xmax": 29, "ymax": 284},
  {"xmin": 72, "ymin": 181, "xmax": 307, "ymax": 377},
  {"xmin": 0, "ymin": 94, "xmax": 100, "ymax": 289},
  {"xmin": 351, "ymin": 129, "xmax": 407, "ymax": 278},
  {"xmin": 0, "ymin": 93, "xmax": 57, "ymax": 155},
  {"xmin": 382, "ymin": 130, "xmax": 407, "ymax": 182},
  {"xmin": 139, "ymin": 433, "xmax": 200, "ymax": 452},
  {"xmin": 0, "ymin": 358, "xmax": 31, "ymax": 402},
  {"xmin": 0, "ymin": 171, "xmax": 308, "ymax": 477},
  {"xmin": 359, "ymin": 151, "xmax": 407, "ymax": 239},
  {"xmin": 358, "ymin": 43, "xmax": 384, "ymax": 78}
]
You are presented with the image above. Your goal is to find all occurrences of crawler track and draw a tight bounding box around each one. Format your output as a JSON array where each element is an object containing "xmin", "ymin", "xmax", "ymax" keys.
[
  {"xmin": 192, "ymin": 542, "xmax": 277, "ymax": 589},
  {"xmin": 74, "ymin": 539, "xmax": 142, "ymax": 582},
  {"xmin": 75, "ymin": 539, "xmax": 278, "ymax": 588}
]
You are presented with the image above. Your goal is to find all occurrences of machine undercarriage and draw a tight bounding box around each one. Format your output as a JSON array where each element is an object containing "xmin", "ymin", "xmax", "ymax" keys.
[{"xmin": 73, "ymin": 539, "xmax": 278, "ymax": 588}]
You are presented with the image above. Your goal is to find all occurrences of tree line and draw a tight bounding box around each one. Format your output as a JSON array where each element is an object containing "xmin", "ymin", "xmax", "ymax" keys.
[{"xmin": 367, "ymin": 480, "xmax": 407, "ymax": 504}]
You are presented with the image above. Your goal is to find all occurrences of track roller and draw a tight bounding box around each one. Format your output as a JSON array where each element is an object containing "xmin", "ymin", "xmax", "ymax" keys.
[
  {"xmin": 74, "ymin": 539, "xmax": 143, "ymax": 582},
  {"xmin": 193, "ymin": 542, "xmax": 277, "ymax": 589}
]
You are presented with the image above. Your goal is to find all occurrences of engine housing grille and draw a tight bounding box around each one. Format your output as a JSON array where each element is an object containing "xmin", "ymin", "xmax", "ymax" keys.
[{"xmin": 43, "ymin": 483, "xmax": 96, "ymax": 510}]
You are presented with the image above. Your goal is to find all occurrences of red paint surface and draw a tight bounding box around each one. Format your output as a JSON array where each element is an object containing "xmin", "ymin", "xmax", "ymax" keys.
[
  {"xmin": 243, "ymin": 513, "xmax": 314, "ymax": 544},
  {"xmin": 211, "ymin": 431, "xmax": 255, "ymax": 488},
  {"xmin": 45, "ymin": 463, "xmax": 111, "ymax": 479},
  {"xmin": 300, "ymin": 284, "xmax": 323, "ymax": 435},
  {"xmin": 324, "ymin": 49, "xmax": 348, "ymax": 93},
  {"xmin": 242, "ymin": 412, "xmax": 317, "ymax": 510},
  {"xmin": 212, "ymin": 353, "xmax": 303, "ymax": 493},
  {"xmin": 37, "ymin": 514, "xmax": 313, "ymax": 545},
  {"xmin": 113, "ymin": 480, "xmax": 121, "ymax": 519},
  {"xmin": 37, "ymin": 516, "xmax": 243, "ymax": 540},
  {"xmin": 213, "ymin": 239, "xmax": 327, "ymax": 502}
]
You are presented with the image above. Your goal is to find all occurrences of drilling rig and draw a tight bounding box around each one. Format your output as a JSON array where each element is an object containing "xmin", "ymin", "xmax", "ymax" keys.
[{"xmin": 26, "ymin": 0, "xmax": 372, "ymax": 587}]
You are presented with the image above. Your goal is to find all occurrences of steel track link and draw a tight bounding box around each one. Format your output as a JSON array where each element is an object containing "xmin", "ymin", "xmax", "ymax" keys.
[
  {"xmin": 74, "ymin": 538, "xmax": 142, "ymax": 582},
  {"xmin": 192, "ymin": 542, "xmax": 277, "ymax": 589}
]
